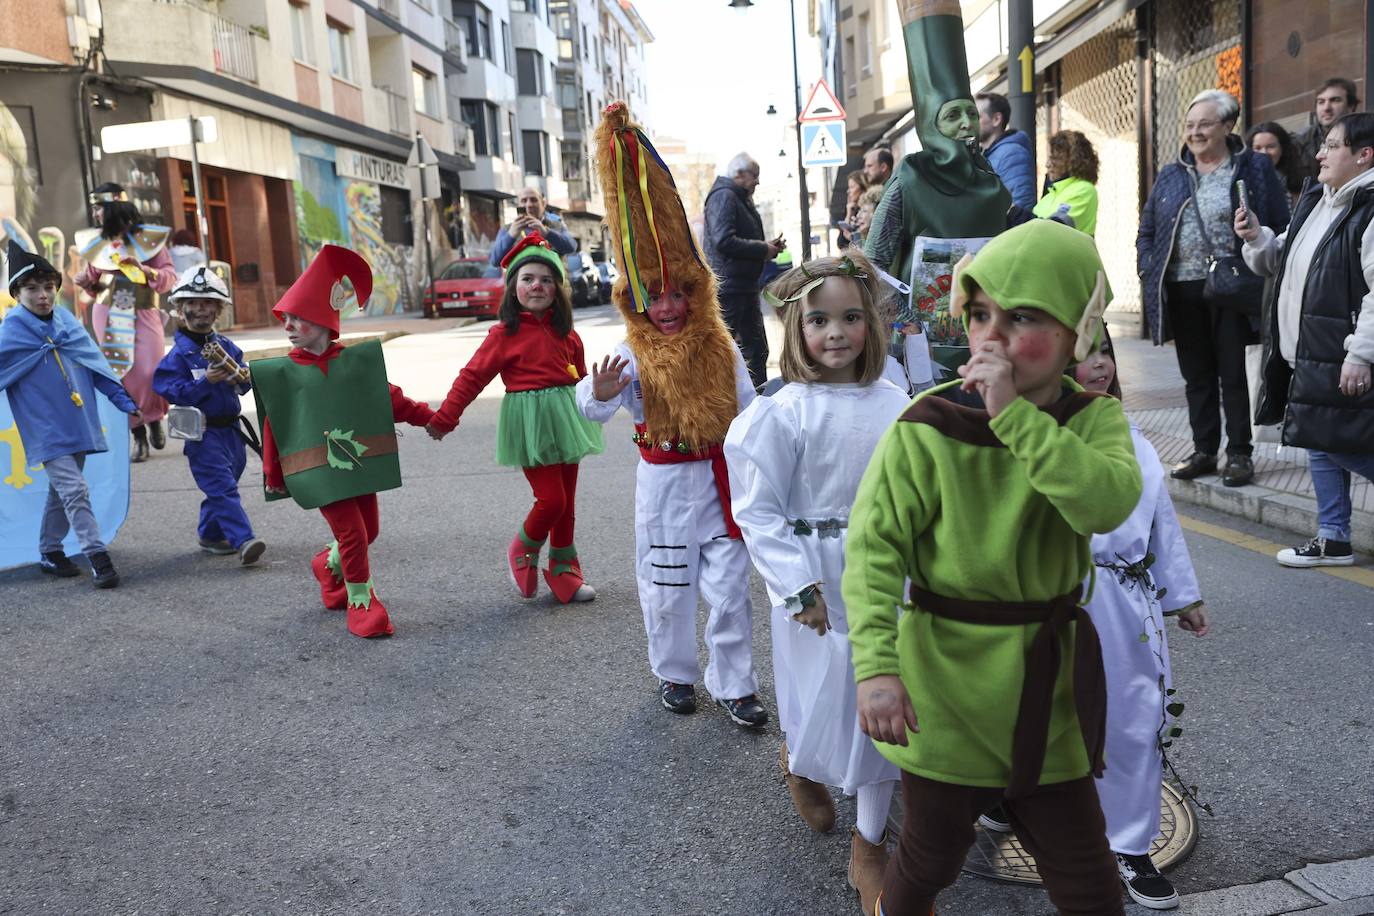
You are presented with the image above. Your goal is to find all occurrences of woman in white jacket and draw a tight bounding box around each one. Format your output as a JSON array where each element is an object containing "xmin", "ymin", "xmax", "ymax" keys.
[{"xmin": 1236, "ymin": 112, "xmax": 1374, "ymax": 568}]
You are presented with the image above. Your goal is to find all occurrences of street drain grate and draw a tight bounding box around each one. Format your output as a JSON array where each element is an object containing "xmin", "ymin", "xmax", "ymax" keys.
[{"xmin": 887, "ymin": 782, "xmax": 1198, "ymax": 886}]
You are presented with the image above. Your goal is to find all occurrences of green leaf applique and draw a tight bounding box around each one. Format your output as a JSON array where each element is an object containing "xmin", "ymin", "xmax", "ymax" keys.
[{"xmin": 324, "ymin": 428, "xmax": 369, "ymax": 471}]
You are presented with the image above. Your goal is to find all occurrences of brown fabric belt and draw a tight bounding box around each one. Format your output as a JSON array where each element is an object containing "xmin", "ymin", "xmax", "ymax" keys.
[
  {"xmin": 908, "ymin": 583, "xmax": 1106, "ymax": 800},
  {"xmin": 279, "ymin": 433, "xmax": 398, "ymax": 476}
]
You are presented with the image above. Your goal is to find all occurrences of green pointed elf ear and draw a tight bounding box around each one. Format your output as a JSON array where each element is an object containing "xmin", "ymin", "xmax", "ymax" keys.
[
  {"xmin": 948, "ymin": 253, "xmax": 976, "ymax": 321},
  {"xmin": 762, "ymin": 288, "xmax": 785, "ymax": 310},
  {"xmin": 1073, "ymin": 270, "xmax": 1108, "ymax": 362}
]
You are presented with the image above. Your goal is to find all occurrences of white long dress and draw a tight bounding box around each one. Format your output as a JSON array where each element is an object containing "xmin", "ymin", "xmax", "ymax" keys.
[
  {"xmin": 725, "ymin": 380, "xmax": 910, "ymax": 793},
  {"xmin": 1086, "ymin": 426, "xmax": 1202, "ymax": 856}
]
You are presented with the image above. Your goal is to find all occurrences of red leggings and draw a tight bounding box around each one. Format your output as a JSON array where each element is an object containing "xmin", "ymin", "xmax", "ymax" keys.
[
  {"xmin": 521, "ymin": 463, "xmax": 579, "ymax": 548},
  {"xmin": 318, "ymin": 494, "xmax": 380, "ymax": 584}
]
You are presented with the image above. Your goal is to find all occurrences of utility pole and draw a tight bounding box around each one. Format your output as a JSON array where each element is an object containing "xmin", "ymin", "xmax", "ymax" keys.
[
  {"xmin": 1008, "ymin": 0, "xmax": 1036, "ymax": 177},
  {"xmin": 788, "ymin": 0, "xmax": 812, "ymax": 260}
]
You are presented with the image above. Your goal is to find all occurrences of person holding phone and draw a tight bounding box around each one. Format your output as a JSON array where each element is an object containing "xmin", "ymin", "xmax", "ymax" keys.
[{"xmin": 488, "ymin": 186, "xmax": 577, "ymax": 268}]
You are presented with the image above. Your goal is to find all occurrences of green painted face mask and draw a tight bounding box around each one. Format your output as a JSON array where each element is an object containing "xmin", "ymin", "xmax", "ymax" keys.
[{"xmin": 935, "ymin": 99, "xmax": 979, "ymax": 141}]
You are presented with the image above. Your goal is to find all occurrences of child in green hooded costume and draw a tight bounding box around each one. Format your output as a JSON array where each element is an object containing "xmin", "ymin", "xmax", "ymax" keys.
[
  {"xmin": 844, "ymin": 220, "xmax": 1142, "ymax": 916},
  {"xmin": 864, "ymin": 0, "xmax": 1012, "ymax": 375}
]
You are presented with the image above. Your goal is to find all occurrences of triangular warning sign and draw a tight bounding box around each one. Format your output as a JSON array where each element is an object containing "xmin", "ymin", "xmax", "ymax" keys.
[{"xmin": 798, "ymin": 80, "xmax": 846, "ymax": 122}]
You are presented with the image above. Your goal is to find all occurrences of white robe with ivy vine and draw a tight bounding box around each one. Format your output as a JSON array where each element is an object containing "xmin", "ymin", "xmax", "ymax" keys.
[
  {"xmin": 1086, "ymin": 426, "xmax": 1202, "ymax": 855},
  {"xmin": 725, "ymin": 380, "xmax": 910, "ymax": 794}
]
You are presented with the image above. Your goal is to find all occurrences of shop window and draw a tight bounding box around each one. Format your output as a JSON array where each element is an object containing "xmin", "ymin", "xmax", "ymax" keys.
[
  {"xmin": 516, "ymin": 49, "xmax": 544, "ymax": 96},
  {"xmin": 289, "ymin": 1, "xmax": 314, "ymax": 66},
  {"xmin": 327, "ymin": 20, "xmax": 354, "ymax": 82},
  {"xmin": 181, "ymin": 166, "xmax": 234, "ymax": 265},
  {"xmin": 379, "ymin": 186, "xmax": 413, "ymax": 246},
  {"xmin": 412, "ymin": 66, "xmax": 439, "ymax": 117}
]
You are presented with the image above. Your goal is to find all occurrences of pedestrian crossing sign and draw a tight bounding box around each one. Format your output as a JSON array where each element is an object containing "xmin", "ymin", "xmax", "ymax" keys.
[{"xmin": 801, "ymin": 121, "xmax": 847, "ymax": 167}]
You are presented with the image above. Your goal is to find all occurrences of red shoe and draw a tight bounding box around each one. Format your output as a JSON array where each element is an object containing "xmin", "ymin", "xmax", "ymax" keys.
[
  {"xmin": 345, "ymin": 586, "xmax": 394, "ymax": 639},
  {"xmin": 311, "ymin": 547, "xmax": 346, "ymax": 610},
  {"xmin": 543, "ymin": 553, "xmax": 596, "ymax": 604},
  {"xmin": 507, "ymin": 534, "xmax": 541, "ymax": 598}
]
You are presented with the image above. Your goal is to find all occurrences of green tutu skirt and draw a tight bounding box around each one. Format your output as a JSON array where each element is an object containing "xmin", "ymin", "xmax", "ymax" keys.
[{"xmin": 496, "ymin": 385, "xmax": 605, "ymax": 468}]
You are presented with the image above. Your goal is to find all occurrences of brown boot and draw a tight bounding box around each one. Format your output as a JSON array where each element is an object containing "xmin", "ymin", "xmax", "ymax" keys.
[
  {"xmin": 848, "ymin": 827, "xmax": 890, "ymax": 916},
  {"xmin": 779, "ymin": 741, "xmax": 836, "ymax": 832}
]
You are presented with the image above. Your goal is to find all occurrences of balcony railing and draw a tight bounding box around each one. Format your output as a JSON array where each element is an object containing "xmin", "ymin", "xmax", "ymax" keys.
[
  {"xmin": 378, "ymin": 0, "xmax": 401, "ymax": 20},
  {"xmin": 444, "ymin": 18, "xmax": 466, "ymax": 55},
  {"xmin": 452, "ymin": 119, "xmax": 474, "ymax": 161},
  {"xmin": 375, "ymin": 84, "xmax": 409, "ymax": 135},
  {"xmin": 212, "ymin": 15, "xmax": 258, "ymax": 83}
]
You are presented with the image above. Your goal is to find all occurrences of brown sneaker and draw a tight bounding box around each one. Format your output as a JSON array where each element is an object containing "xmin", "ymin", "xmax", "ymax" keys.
[
  {"xmin": 848, "ymin": 827, "xmax": 890, "ymax": 916},
  {"xmin": 779, "ymin": 741, "xmax": 835, "ymax": 832}
]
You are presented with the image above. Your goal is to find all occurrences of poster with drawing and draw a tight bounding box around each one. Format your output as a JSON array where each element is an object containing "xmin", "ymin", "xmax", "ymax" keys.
[{"xmin": 903, "ymin": 235, "xmax": 991, "ymax": 348}]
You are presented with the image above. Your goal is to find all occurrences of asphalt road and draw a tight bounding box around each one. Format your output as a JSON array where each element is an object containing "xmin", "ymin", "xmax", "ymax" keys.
[{"xmin": 3, "ymin": 307, "xmax": 1372, "ymax": 915}]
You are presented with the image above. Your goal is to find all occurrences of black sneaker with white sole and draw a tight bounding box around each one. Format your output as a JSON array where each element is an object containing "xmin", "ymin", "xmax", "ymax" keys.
[
  {"xmin": 659, "ymin": 680, "xmax": 696, "ymax": 715},
  {"xmin": 38, "ymin": 551, "xmax": 80, "ymax": 578},
  {"xmin": 717, "ymin": 694, "xmax": 769, "ymax": 728},
  {"xmin": 977, "ymin": 803, "xmax": 1012, "ymax": 833},
  {"xmin": 1116, "ymin": 852, "xmax": 1179, "ymax": 910},
  {"xmin": 198, "ymin": 537, "xmax": 236, "ymax": 555},
  {"xmin": 1277, "ymin": 536, "xmax": 1355, "ymax": 568}
]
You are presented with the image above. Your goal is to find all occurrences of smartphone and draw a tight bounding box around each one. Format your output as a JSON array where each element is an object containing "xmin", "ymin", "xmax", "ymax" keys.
[{"xmin": 1235, "ymin": 179, "xmax": 1248, "ymax": 209}]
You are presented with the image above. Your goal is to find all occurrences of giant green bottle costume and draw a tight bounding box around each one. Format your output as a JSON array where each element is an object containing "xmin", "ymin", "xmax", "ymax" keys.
[{"xmin": 864, "ymin": 0, "xmax": 1012, "ymax": 369}]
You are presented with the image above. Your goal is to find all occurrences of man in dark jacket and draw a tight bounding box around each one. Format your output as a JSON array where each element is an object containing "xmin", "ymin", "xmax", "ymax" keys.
[
  {"xmin": 1295, "ymin": 78, "xmax": 1360, "ymax": 179},
  {"xmin": 976, "ymin": 92, "xmax": 1036, "ymax": 210},
  {"xmin": 704, "ymin": 153, "xmax": 784, "ymax": 389}
]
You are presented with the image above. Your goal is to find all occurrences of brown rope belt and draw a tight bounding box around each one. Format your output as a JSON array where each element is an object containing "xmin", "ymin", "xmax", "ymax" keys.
[
  {"xmin": 279, "ymin": 433, "xmax": 398, "ymax": 476},
  {"xmin": 907, "ymin": 583, "xmax": 1106, "ymax": 799}
]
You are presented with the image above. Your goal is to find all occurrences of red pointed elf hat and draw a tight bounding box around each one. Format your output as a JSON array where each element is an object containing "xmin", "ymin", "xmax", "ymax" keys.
[{"xmin": 272, "ymin": 244, "xmax": 373, "ymax": 339}]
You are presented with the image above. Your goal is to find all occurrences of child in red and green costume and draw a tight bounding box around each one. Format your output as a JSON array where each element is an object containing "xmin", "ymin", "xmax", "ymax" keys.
[
  {"xmin": 844, "ymin": 220, "xmax": 1143, "ymax": 915},
  {"xmin": 254, "ymin": 245, "xmax": 435, "ymax": 639},
  {"xmin": 426, "ymin": 233, "xmax": 603, "ymax": 603}
]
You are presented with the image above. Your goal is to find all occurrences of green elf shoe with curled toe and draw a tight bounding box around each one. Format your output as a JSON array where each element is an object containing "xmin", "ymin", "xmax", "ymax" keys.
[
  {"xmin": 544, "ymin": 544, "xmax": 595, "ymax": 604},
  {"xmin": 344, "ymin": 578, "xmax": 394, "ymax": 638},
  {"xmin": 311, "ymin": 541, "xmax": 347, "ymax": 610}
]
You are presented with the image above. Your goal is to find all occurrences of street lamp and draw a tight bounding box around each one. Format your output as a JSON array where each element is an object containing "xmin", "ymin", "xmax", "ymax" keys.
[{"xmin": 730, "ymin": 0, "xmax": 811, "ymax": 260}]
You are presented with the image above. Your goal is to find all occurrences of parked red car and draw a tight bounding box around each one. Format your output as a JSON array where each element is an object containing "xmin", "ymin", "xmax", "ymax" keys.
[{"xmin": 423, "ymin": 259, "xmax": 505, "ymax": 319}]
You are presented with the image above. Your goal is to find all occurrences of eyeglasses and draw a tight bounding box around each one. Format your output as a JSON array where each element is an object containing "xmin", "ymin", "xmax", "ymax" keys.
[
  {"xmin": 1183, "ymin": 119, "xmax": 1222, "ymax": 132},
  {"xmin": 1322, "ymin": 140, "xmax": 1349, "ymax": 152}
]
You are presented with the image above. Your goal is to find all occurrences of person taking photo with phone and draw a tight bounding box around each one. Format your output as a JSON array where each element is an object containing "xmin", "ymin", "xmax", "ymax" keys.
[{"xmin": 488, "ymin": 186, "xmax": 578, "ymax": 268}]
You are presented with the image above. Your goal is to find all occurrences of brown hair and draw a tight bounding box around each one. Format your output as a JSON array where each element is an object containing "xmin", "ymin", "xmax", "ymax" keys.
[
  {"xmin": 499, "ymin": 258, "xmax": 574, "ymax": 336},
  {"xmin": 1047, "ymin": 130, "xmax": 1099, "ymax": 184},
  {"xmin": 847, "ymin": 171, "xmax": 870, "ymax": 192},
  {"xmin": 769, "ymin": 251, "xmax": 887, "ymax": 385}
]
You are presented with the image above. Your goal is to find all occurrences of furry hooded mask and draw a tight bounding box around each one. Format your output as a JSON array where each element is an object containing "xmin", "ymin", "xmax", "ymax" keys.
[{"xmin": 593, "ymin": 101, "xmax": 740, "ymax": 449}]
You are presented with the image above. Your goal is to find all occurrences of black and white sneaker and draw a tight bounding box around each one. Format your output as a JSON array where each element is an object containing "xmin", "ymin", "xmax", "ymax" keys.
[
  {"xmin": 38, "ymin": 551, "xmax": 81, "ymax": 578},
  {"xmin": 1116, "ymin": 852, "xmax": 1179, "ymax": 910},
  {"xmin": 717, "ymin": 694, "xmax": 769, "ymax": 728},
  {"xmin": 1277, "ymin": 536, "xmax": 1355, "ymax": 568},
  {"xmin": 977, "ymin": 803, "xmax": 1013, "ymax": 833},
  {"xmin": 659, "ymin": 681, "xmax": 696, "ymax": 715}
]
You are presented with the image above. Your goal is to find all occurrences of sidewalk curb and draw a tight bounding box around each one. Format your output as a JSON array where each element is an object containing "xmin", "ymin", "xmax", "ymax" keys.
[
  {"xmin": 1166, "ymin": 476, "xmax": 1374, "ymax": 556},
  {"xmin": 1158, "ymin": 855, "xmax": 1374, "ymax": 915}
]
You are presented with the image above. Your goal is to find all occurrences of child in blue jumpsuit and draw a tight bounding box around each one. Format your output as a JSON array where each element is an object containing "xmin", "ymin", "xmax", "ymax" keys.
[{"xmin": 153, "ymin": 266, "xmax": 266, "ymax": 565}]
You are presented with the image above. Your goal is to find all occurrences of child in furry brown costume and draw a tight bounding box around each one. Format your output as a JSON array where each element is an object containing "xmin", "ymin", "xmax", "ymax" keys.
[{"xmin": 575, "ymin": 101, "xmax": 767, "ymax": 726}]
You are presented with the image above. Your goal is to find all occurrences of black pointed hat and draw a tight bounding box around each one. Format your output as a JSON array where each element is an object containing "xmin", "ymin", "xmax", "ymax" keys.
[{"xmin": 6, "ymin": 239, "xmax": 59, "ymax": 296}]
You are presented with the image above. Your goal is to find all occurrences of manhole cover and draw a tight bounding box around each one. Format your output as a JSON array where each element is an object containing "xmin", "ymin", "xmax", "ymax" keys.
[{"xmin": 887, "ymin": 782, "xmax": 1198, "ymax": 886}]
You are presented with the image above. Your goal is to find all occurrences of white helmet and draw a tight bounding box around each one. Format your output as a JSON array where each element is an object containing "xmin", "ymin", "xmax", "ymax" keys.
[{"xmin": 168, "ymin": 265, "xmax": 231, "ymax": 304}]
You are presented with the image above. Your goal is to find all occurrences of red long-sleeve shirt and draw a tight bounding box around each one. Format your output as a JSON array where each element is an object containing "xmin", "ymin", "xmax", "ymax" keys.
[
  {"xmin": 261, "ymin": 343, "xmax": 434, "ymax": 490},
  {"xmin": 429, "ymin": 310, "xmax": 588, "ymax": 434}
]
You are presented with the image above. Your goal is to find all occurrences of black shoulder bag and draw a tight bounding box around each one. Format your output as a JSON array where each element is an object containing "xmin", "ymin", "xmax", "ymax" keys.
[{"xmin": 1187, "ymin": 172, "xmax": 1264, "ymax": 317}]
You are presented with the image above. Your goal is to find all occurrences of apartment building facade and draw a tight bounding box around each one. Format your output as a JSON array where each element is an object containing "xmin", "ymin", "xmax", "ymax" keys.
[
  {"xmin": 818, "ymin": 0, "xmax": 1370, "ymax": 334},
  {"xmin": 1, "ymin": 0, "xmax": 480, "ymax": 327}
]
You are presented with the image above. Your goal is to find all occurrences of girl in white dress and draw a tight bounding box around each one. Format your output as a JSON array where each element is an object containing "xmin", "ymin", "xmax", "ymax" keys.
[
  {"xmin": 1075, "ymin": 330, "xmax": 1210, "ymax": 911},
  {"xmin": 725, "ymin": 252, "xmax": 910, "ymax": 915}
]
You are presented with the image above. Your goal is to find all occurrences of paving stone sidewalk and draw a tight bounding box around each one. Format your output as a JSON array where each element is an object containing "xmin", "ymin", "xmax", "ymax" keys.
[
  {"xmin": 1113, "ymin": 333, "xmax": 1374, "ymax": 554},
  {"xmin": 1148, "ymin": 854, "xmax": 1374, "ymax": 915}
]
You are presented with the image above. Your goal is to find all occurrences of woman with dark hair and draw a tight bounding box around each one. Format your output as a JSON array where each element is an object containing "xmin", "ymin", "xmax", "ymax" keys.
[
  {"xmin": 1246, "ymin": 121, "xmax": 1307, "ymax": 205},
  {"xmin": 1238, "ymin": 112, "xmax": 1374, "ymax": 567},
  {"xmin": 1033, "ymin": 129, "xmax": 1100, "ymax": 236},
  {"xmin": 1137, "ymin": 88, "xmax": 1290, "ymax": 488},
  {"xmin": 74, "ymin": 195, "xmax": 174, "ymax": 462}
]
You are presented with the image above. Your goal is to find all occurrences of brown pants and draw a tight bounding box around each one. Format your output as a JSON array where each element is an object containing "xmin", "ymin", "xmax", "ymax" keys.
[{"xmin": 880, "ymin": 771, "xmax": 1124, "ymax": 916}]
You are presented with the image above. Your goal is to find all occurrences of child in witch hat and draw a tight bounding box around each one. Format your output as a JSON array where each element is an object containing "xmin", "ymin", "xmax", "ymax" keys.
[
  {"xmin": 153, "ymin": 265, "xmax": 266, "ymax": 566},
  {"xmin": 426, "ymin": 232, "xmax": 603, "ymax": 603},
  {"xmin": 1, "ymin": 240, "xmax": 140, "ymax": 587},
  {"xmin": 253, "ymin": 245, "xmax": 435, "ymax": 639},
  {"xmin": 577, "ymin": 101, "xmax": 768, "ymax": 728},
  {"xmin": 844, "ymin": 219, "xmax": 1143, "ymax": 916}
]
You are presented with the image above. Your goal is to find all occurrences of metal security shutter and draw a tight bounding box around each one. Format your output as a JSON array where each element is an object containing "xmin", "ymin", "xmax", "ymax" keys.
[
  {"xmin": 1057, "ymin": 17, "xmax": 1142, "ymax": 315},
  {"xmin": 1151, "ymin": 0, "xmax": 1245, "ymax": 169}
]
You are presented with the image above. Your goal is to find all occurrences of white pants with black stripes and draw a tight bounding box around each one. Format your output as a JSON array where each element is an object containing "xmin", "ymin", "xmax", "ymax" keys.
[{"xmin": 634, "ymin": 459, "xmax": 759, "ymax": 701}]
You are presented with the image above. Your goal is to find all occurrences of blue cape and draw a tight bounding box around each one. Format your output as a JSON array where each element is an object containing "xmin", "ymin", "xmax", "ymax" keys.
[{"xmin": 0, "ymin": 305, "xmax": 121, "ymax": 393}]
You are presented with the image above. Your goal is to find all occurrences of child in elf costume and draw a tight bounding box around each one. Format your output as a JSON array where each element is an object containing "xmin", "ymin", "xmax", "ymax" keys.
[
  {"xmin": 576, "ymin": 101, "xmax": 767, "ymax": 728},
  {"xmin": 1, "ymin": 241, "xmax": 139, "ymax": 588},
  {"xmin": 253, "ymin": 245, "xmax": 435, "ymax": 639},
  {"xmin": 154, "ymin": 265, "xmax": 266, "ymax": 566},
  {"xmin": 427, "ymin": 233, "xmax": 603, "ymax": 603},
  {"xmin": 843, "ymin": 220, "xmax": 1143, "ymax": 916},
  {"xmin": 725, "ymin": 251, "xmax": 909, "ymax": 915}
]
